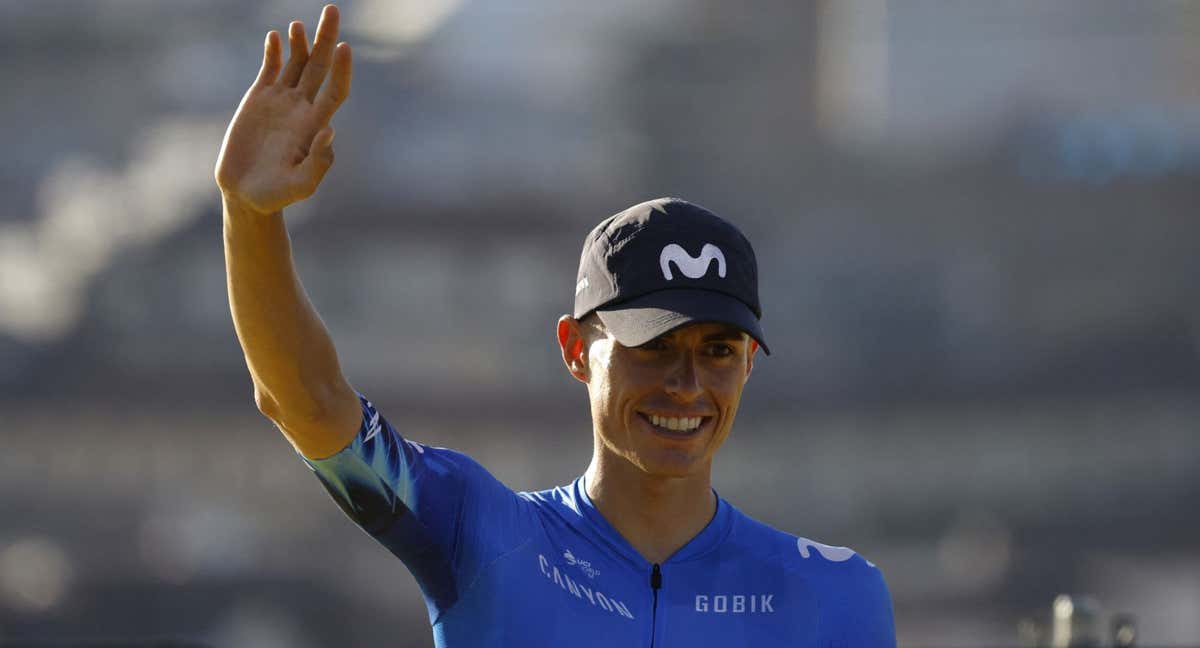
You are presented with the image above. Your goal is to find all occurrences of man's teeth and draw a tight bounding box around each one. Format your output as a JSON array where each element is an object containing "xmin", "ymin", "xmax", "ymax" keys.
[{"xmin": 648, "ymin": 414, "xmax": 703, "ymax": 431}]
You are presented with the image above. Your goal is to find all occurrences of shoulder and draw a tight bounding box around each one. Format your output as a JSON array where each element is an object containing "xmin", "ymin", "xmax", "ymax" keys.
[
  {"xmin": 728, "ymin": 507, "xmax": 890, "ymax": 598},
  {"xmin": 727, "ymin": 508, "xmax": 896, "ymax": 644},
  {"xmin": 728, "ymin": 509, "xmax": 869, "ymax": 565},
  {"xmin": 518, "ymin": 482, "xmax": 584, "ymax": 518}
]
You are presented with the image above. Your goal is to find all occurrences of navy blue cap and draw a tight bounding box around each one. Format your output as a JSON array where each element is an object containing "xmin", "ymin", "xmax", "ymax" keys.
[{"xmin": 573, "ymin": 197, "xmax": 769, "ymax": 354}]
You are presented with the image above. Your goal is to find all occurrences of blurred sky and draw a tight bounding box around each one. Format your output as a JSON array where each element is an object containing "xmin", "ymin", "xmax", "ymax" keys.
[{"xmin": 1, "ymin": 1, "xmax": 1199, "ymax": 646}]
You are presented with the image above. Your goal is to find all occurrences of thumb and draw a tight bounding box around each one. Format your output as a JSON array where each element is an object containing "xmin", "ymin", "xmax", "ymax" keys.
[{"xmin": 294, "ymin": 126, "xmax": 336, "ymax": 197}]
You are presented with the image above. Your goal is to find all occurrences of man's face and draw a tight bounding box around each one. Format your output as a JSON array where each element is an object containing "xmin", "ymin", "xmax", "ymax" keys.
[{"xmin": 578, "ymin": 321, "xmax": 756, "ymax": 478}]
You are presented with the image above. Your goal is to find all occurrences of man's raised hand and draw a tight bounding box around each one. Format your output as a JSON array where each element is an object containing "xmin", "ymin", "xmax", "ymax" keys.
[{"xmin": 215, "ymin": 4, "xmax": 352, "ymax": 215}]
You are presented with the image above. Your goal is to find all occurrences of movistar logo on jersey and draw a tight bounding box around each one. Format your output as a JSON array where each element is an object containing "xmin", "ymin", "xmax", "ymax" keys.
[
  {"xmin": 796, "ymin": 537, "xmax": 857, "ymax": 562},
  {"xmin": 660, "ymin": 243, "xmax": 726, "ymax": 281},
  {"xmin": 538, "ymin": 554, "xmax": 633, "ymax": 620}
]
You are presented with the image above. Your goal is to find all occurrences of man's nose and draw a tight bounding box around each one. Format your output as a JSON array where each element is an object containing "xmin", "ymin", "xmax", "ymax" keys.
[{"xmin": 664, "ymin": 352, "xmax": 702, "ymax": 401}]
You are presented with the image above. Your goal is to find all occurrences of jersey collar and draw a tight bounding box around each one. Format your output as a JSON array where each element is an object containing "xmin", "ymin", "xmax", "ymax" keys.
[{"xmin": 571, "ymin": 473, "xmax": 735, "ymax": 569}]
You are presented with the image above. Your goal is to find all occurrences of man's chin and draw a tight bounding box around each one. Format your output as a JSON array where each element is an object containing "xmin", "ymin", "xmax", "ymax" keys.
[{"xmin": 635, "ymin": 451, "xmax": 704, "ymax": 479}]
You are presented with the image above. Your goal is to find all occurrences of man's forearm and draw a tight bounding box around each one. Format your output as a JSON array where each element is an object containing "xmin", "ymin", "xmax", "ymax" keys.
[{"xmin": 222, "ymin": 196, "xmax": 356, "ymax": 436}]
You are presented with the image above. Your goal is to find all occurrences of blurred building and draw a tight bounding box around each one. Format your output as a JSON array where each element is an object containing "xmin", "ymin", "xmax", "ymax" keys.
[{"xmin": 1, "ymin": 1, "xmax": 1199, "ymax": 646}]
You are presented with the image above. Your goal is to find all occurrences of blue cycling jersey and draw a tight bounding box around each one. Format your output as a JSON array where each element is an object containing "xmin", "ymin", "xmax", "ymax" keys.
[{"xmin": 301, "ymin": 395, "xmax": 896, "ymax": 647}]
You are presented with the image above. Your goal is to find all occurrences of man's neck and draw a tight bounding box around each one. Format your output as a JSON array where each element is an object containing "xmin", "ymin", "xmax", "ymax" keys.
[{"xmin": 584, "ymin": 453, "xmax": 717, "ymax": 565}]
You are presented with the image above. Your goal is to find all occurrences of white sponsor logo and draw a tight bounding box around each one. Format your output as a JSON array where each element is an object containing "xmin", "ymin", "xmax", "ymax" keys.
[
  {"xmin": 363, "ymin": 408, "xmax": 382, "ymax": 443},
  {"xmin": 575, "ymin": 276, "xmax": 589, "ymax": 295},
  {"xmin": 538, "ymin": 554, "xmax": 633, "ymax": 619},
  {"xmin": 660, "ymin": 243, "xmax": 726, "ymax": 281},
  {"xmin": 796, "ymin": 537, "xmax": 856, "ymax": 562},
  {"xmin": 563, "ymin": 549, "xmax": 600, "ymax": 579},
  {"xmin": 361, "ymin": 407, "xmax": 426, "ymax": 454},
  {"xmin": 695, "ymin": 594, "xmax": 774, "ymax": 614}
]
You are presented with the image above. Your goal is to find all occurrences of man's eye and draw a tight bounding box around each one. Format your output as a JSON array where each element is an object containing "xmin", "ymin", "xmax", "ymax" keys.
[{"xmin": 707, "ymin": 344, "xmax": 734, "ymax": 357}]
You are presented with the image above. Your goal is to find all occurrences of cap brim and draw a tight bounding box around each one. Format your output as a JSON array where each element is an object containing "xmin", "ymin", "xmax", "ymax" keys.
[{"xmin": 595, "ymin": 288, "xmax": 770, "ymax": 355}]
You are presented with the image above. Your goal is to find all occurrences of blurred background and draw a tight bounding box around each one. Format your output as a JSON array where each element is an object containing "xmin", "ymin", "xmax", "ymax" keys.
[{"xmin": 1, "ymin": 0, "xmax": 1198, "ymax": 646}]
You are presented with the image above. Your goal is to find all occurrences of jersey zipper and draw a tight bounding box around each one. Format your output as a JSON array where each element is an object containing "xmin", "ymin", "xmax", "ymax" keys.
[{"xmin": 649, "ymin": 563, "xmax": 662, "ymax": 648}]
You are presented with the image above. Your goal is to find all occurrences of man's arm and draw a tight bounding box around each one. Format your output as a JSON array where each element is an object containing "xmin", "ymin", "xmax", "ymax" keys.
[
  {"xmin": 216, "ymin": 8, "xmax": 535, "ymax": 627},
  {"xmin": 215, "ymin": 4, "xmax": 359, "ymax": 459}
]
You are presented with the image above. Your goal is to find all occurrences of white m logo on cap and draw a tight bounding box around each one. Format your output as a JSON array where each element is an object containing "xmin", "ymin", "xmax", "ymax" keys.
[{"xmin": 660, "ymin": 243, "xmax": 726, "ymax": 281}]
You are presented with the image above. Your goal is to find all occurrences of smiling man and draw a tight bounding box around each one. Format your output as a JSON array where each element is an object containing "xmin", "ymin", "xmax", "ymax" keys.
[{"xmin": 216, "ymin": 5, "xmax": 895, "ymax": 646}]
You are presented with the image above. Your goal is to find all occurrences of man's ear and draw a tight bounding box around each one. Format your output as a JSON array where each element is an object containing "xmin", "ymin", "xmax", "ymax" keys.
[
  {"xmin": 745, "ymin": 339, "xmax": 758, "ymax": 380},
  {"xmin": 557, "ymin": 315, "xmax": 589, "ymax": 384}
]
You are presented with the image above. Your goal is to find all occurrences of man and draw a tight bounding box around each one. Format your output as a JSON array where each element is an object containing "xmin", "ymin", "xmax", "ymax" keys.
[{"xmin": 216, "ymin": 5, "xmax": 896, "ymax": 646}]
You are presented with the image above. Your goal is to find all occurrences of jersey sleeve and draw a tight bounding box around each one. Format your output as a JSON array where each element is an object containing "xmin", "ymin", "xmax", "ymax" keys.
[
  {"xmin": 297, "ymin": 393, "xmax": 532, "ymax": 624},
  {"xmin": 824, "ymin": 555, "xmax": 897, "ymax": 648}
]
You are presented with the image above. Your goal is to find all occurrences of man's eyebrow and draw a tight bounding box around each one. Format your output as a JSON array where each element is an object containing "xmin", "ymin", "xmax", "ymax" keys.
[
  {"xmin": 701, "ymin": 328, "xmax": 748, "ymax": 342},
  {"xmin": 654, "ymin": 326, "xmax": 747, "ymax": 344}
]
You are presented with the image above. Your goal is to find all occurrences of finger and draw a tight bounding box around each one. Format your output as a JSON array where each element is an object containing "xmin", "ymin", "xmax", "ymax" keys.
[
  {"xmin": 298, "ymin": 4, "xmax": 340, "ymax": 101},
  {"xmin": 254, "ymin": 31, "xmax": 283, "ymax": 86},
  {"xmin": 313, "ymin": 43, "xmax": 352, "ymax": 124},
  {"xmin": 279, "ymin": 21, "xmax": 310, "ymax": 88},
  {"xmin": 294, "ymin": 126, "xmax": 336, "ymax": 197}
]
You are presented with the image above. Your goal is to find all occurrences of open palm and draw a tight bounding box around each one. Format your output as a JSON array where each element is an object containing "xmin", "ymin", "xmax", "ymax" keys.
[{"xmin": 215, "ymin": 4, "xmax": 352, "ymax": 215}]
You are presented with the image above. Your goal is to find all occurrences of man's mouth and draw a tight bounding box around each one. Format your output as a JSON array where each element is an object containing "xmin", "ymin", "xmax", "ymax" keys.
[{"xmin": 637, "ymin": 412, "xmax": 712, "ymax": 437}]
